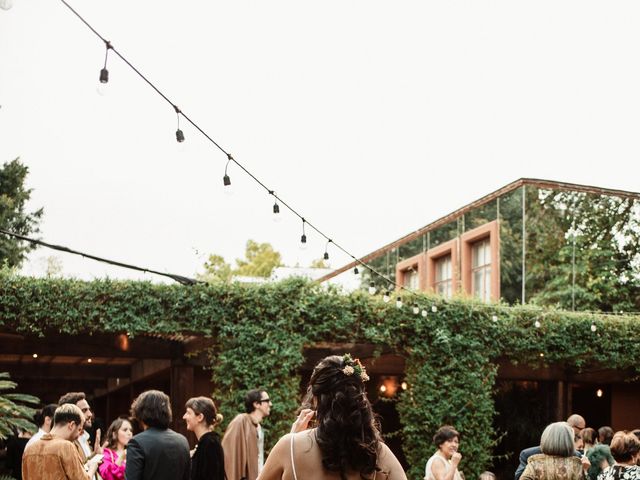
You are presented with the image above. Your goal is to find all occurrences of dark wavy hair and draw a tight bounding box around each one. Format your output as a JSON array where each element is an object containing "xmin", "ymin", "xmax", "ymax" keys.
[
  {"xmin": 308, "ymin": 355, "xmax": 381, "ymax": 480},
  {"xmin": 105, "ymin": 417, "xmax": 132, "ymax": 449},
  {"xmin": 131, "ymin": 390, "xmax": 172, "ymax": 429}
]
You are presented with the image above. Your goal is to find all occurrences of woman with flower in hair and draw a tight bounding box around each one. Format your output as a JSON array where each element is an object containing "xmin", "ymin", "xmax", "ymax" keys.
[
  {"xmin": 257, "ymin": 354, "xmax": 406, "ymax": 480},
  {"xmin": 183, "ymin": 396, "xmax": 225, "ymax": 480}
]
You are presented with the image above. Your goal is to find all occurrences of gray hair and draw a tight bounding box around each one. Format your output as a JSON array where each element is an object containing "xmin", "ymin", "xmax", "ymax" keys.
[{"xmin": 540, "ymin": 422, "xmax": 574, "ymax": 456}]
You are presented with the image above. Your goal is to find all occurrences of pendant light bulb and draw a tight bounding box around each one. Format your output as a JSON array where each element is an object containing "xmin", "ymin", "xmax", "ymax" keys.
[
  {"xmin": 368, "ymin": 282, "xmax": 376, "ymax": 295},
  {"xmin": 412, "ymin": 304, "xmax": 420, "ymax": 315},
  {"xmin": 383, "ymin": 291, "xmax": 390, "ymax": 303},
  {"xmin": 396, "ymin": 297, "xmax": 403, "ymax": 309},
  {"xmin": 354, "ymin": 266, "xmax": 359, "ymax": 275}
]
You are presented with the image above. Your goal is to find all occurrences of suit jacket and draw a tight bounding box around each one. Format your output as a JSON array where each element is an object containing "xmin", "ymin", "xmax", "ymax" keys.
[
  {"xmin": 221, "ymin": 414, "xmax": 259, "ymax": 480},
  {"xmin": 515, "ymin": 446, "xmax": 542, "ymax": 480},
  {"xmin": 125, "ymin": 427, "xmax": 190, "ymax": 480}
]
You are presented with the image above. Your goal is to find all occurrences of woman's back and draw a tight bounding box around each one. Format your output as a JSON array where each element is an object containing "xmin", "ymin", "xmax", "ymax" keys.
[
  {"xmin": 258, "ymin": 430, "xmax": 406, "ymax": 480},
  {"xmin": 520, "ymin": 454, "xmax": 584, "ymax": 480}
]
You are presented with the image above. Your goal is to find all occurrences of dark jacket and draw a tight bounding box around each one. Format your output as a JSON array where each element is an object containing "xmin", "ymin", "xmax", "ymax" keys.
[
  {"xmin": 125, "ymin": 427, "xmax": 190, "ymax": 480},
  {"xmin": 516, "ymin": 446, "xmax": 543, "ymax": 480},
  {"xmin": 191, "ymin": 431, "xmax": 225, "ymax": 480}
]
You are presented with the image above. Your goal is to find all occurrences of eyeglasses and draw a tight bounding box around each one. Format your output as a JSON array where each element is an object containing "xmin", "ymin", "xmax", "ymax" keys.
[{"xmin": 258, "ymin": 398, "xmax": 271, "ymax": 404}]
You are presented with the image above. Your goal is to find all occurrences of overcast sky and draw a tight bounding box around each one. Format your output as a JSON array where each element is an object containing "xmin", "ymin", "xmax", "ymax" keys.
[{"xmin": 1, "ymin": 0, "xmax": 639, "ymax": 284}]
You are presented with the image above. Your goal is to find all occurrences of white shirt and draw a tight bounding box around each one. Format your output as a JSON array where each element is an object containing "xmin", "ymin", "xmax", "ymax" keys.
[
  {"xmin": 257, "ymin": 424, "xmax": 265, "ymax": 473},
  {"xmin": 24, "ymin": 428, "xmax": 46, "ymax": 451}
]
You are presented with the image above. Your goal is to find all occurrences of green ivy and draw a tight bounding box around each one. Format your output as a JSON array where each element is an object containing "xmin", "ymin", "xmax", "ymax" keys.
[{"xmin": 1, "ymin": 272, "xmax": 639, "ymax": 478}]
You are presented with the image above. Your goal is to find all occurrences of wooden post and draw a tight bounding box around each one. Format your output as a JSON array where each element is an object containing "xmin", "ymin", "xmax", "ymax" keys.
[{"xmin": 170, "ymin": 364, "xmax": 194, "ymax": 438}]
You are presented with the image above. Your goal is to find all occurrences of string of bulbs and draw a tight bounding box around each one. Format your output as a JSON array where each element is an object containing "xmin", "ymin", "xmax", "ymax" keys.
[
  {"xmin": 51, "ymin": 1, "xmax": 640, "ymax": 321},
  {"xmin": 58, "ymin": 0, "xmax": 402, "ymax": 293}
]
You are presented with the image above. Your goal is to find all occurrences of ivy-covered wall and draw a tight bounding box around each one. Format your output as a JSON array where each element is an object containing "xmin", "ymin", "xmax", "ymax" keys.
[{"xmin": 1, "ymin": 273, "xmax": 639, "ymax": 478}]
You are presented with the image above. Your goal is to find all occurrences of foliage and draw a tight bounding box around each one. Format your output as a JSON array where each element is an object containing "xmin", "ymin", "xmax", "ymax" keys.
[
  {"xmin": 1, "ymin": 274, "xmax": 639, "ymax": 477},
  {"xmin": 526, "ymin": 189, "xmax": 640, "ymax": 312},
  {"xmin": 200, "ymin": 240, "xmax": 282, "ymax": 282},
  {"xmin": 0, "ymin": 372, "xmax": 40, "ymax": 440},
  {"xmin": 0, "ymin": 158, "xmax": 43, "ymax": 268}
]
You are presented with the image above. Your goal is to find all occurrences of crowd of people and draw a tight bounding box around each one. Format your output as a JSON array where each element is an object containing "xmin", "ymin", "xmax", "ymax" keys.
[{"xmin": 5, "ymin": 354, "xmax": 640, "ymax": 480}]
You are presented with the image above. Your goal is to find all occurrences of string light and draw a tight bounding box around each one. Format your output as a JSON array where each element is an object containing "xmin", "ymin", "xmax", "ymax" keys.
[
  {"xmin": 492, "ymin": 315, "xmax": 498, "ymax": 322},
  {"xmin": 368, "ymin": 282, "xmax": 377, "ymax": 295},
  {"xmin": 99, "ymin": 40, "xmax": 112, "ymax": 84},
  {"xmin": 412, "ymin": 304, "xmax": 420, "ymax": 315},
  {"xmin": 590, "ymin": 324, "xmax": 597, "ymax": 332},
  {"xmin": 300, "ymin": 219, "xmax": 307, "ymax": 249},
  {"xmin": 396, "ymin": 297, "xmax": 403, "ymax": 309},
  {"xmin": 596, "ymin": 388, "xmax": 603, "ymax": 397},
  {"xmin": 354, "ymin": 266, "xmax": 359, "ymax": 275},
  {"xmin": 324, "ymin": 240, "xmax": 331, "ymax": 261},
  {"xmin": 401, "ymin": 381, "xmax": 408, "ymax": 390},
  {"xmin": 383, "ymin": 291, "xmax": 390, "ymax": 303},
  {"xmin": 534, "ymin": 320, "xmax": 541, "ymax": 328},
  {"xmin": 431, "ymin": 305, "xmax": 437, "ymax": 313},
  {"xmin": 32, "ymin": 353, "xmax": 38, "ymax": 359},
  {"xmin": 58, "ymin": 0, "xmax": 405, "ymax": 293},
  {"xmin": 223, "ymin": 154, "xmax": 232, "ymax": 187},
  {"xmin": 174, "ymin": 106, "xmax": 185, "ymax": 143},
  {"xmin": 421, "ymin": 309, "xmax": 428, "ymax": 317}
]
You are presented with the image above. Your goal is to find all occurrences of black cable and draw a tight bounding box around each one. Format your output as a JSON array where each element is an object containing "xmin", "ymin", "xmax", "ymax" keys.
[
  {"xmin": 57, "ymin": 0, "xmax": 404, "ymax": 291},
  {"xmin": 0, "ymin": 228, "xmax": 200, "ymax": 286}
]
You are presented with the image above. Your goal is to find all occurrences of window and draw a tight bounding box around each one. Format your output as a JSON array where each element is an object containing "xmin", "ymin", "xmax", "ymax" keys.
[
  {"xmin": 434, "ymin": 255, "xmax": 453, "ymax": 298},
  {"xmin": 460, "ymin": 220, "xmax": 500, "ymax": 302},
  {"xmin": 404, "ymin": 268, "xmax": 419, "ymax": 290},
  {"xmin": 425, "ymin": 238, "xmax": 458, "ymax": 296},
  {"xmin": 395, "ymin": 253, "xmax": 426, "ymax": 290},
  {"xmin": 472, "ymin": 238, "xmax": 491, "ymax": 302}
]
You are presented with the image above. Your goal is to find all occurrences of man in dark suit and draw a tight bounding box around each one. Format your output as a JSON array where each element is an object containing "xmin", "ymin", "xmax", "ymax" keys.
[{"xmin": 125, "ymin": 390, "xmax": 190, "ymax": 480}]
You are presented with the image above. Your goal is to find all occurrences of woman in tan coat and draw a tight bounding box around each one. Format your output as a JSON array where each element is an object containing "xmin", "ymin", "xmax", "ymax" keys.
[
  {"xmin": 521, "ymin": 422, "xmax": 591, "ymax": 480},
  {"xmin": 257, "ymin": 354, "xmax": 406, "ymax": 480}
]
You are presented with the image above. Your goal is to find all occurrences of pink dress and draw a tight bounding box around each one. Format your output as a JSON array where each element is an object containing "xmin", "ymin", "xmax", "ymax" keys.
[{"xmin": 98, "ymin": 447, "xmax": 126, "ymax": 480}]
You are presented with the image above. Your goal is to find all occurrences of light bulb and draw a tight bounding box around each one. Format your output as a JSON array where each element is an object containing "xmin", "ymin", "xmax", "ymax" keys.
[
  {"xmin": 596, "ymin": 389, "xmax": 603, "ymax": 398},
  {"xmin": 534, "ymin": 320, "xmax": 541, "ymax": 328},
  {"xmin": 421, "ymin": 309, "xmax": 428, "ymax": 317},
  {"xmin": 32, "ymin": 353, "xmax": 38, "ymax": 359},
  {"xmin": 396, "ymin": 298, "xmax": 403, "ymax": 309},
  {"xmin": 176, "ymin": 129, "xmax": 185, "ymax": 143},
  {"xmin": 300, "ymin": 234, "xmax": 307, "ymax": 250},
  {"xmin": 354, "ymin": 266, "xmax": 359, "ymax": 275},
  {"xmin": 431, "ymin": 305, "xmax": 437, "ymax": 313},
  {"xmin": 379, "ymin": 385, "xmax": 387, "ymax": 393},
  {"xmin": 590, "ymin": 324, "xmax": 597, "ymax": 332},
  {"xmin": 492, "ymin": 315, "xmax": 498, "ymax": 322},
  {"xmin": 323, "ymin": 251, "xmax": 329, "ymax": 261},
  {"xmin": 401, "ymin": 381, "xmax": 408, "ymax": 390},
  {"xmin": 383, "ymin": 292, "xmax": 390, "ymax": 303},
  {"xmin": 368, "ymin": 283, "xmax": 376, "ymax": 295},
  {"xmin": 412, "ymin": 304, "xmax": 420, "ymax": 315}
]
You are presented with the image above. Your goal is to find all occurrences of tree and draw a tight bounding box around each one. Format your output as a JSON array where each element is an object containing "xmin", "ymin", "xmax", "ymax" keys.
[
  {"xmin": 200, "ymin": 240, "xmax": 282, "ymax": 283},
  {"xmin": 0, "ymin": 372, "xmax": 39, "ymax": 440},
  {"xmin": 0, "ymin": 158, "xmax": 43, "ymax": 268},
  {"xmin": 234, "ymin": 240, "xmax": 282, "ymax": 277},
  {"xmin": 526, "ymin": 189, "xmax": 640, "ymax": 312}
]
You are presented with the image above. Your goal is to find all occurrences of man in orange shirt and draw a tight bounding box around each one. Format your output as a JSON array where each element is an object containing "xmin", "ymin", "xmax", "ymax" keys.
[{"xmin": 22, "ymin": 403, "xmax": 101, "ymax": 480}]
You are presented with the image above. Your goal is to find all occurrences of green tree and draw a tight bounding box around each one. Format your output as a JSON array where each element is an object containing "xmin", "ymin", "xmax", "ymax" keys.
[
  {"xmin": 234, "ymin": 240, "xmax": 282, "ymax": 277},
  {"xmin": 198, "ymin": 254, "xmax": 233, "ymax": 283},
  {"xmin": 0, "ymin": 158, "xmax": 43, "ymax": 268},
  {"xmin": 0, "ymin": 372, "xmax": 39, "ymax": 440},
  {"xmin": 526, "ymin": 189, "xmax": 640, "ymax": 312},
  {"xmin": 200, "ymin": 240, "xmax": 282, "ymax": 282}
]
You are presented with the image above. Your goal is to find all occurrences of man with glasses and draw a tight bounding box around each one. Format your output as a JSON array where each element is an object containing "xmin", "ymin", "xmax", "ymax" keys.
[{"xmin": 222, "ymin": 389, "xmax": 272, "ymax": 480}]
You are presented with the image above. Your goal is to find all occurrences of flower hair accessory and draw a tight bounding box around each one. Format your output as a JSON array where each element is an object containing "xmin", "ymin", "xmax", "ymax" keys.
[{"xmin": 341, "ymin": 353, "xmax": 370, "ymax": 382}]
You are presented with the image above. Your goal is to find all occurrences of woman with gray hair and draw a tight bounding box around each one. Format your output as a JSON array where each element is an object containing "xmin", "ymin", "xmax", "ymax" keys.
[{"xmin": 520, "ymin": 422, "xmax": 591, "ymax": 480}]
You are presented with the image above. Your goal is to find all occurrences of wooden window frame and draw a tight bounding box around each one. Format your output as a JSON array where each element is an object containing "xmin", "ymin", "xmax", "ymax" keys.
[{"xmin": 460, "ymin": 220, "xmax": 500, "ymax": 301}]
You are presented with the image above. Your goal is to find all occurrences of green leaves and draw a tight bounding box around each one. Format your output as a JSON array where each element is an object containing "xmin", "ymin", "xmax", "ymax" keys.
[
  {"xmin": 1, "ymin": 273, "xmax": 638, "ymax": 476},
  {"xmin": 0, "ymin": 372, "xmax": 39, "ymax": 440}
]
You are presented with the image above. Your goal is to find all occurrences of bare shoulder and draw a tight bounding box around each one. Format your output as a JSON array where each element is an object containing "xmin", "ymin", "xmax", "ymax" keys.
[{"xmin": 378, "ymin": 443, "xmax": 407, "ymax": 480}]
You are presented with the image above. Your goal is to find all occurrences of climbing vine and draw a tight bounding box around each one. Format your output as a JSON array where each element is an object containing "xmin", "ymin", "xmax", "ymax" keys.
[{"xmin": 1, "ymin": 271, "xmax": 639, "ymax": 478}]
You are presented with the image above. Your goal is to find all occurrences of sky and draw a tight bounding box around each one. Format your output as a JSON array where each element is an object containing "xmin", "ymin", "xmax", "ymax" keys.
[{"xmin": 1, "ymin": 0, "xmax": 639, "ymax": 285}]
